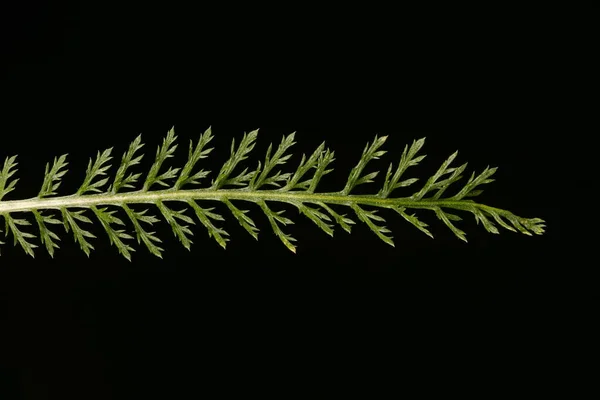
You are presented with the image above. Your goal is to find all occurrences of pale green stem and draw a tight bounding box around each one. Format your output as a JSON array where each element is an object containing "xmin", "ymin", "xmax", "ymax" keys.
[{"xmin": 0, "ymin": 189, "xmax": 513, "ymax": 218}]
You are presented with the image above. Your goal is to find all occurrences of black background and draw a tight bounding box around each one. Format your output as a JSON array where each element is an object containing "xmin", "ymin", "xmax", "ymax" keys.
[{"xmin": 0, "ymin": 1, "xmax": 572, "ymax": 398}]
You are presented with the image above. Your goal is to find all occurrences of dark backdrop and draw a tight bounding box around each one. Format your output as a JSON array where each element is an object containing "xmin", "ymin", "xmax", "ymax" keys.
[{"xmin": 0, "ymin": 1, "xmax": 569, "ymax": 399}]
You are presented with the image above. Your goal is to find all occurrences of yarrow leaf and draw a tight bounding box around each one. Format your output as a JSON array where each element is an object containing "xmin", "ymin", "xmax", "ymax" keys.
[
  {"xmin": 174, "ymin": 127, "xmax": 214, "ymax": 189},
  {"xmin": 39, "ymin": 154, "xmax": 69, "ymax": 198},
  {"xmin": 61, "ymin": 208, "xmax": 96, "ymax": 256},
  {"xmin": 0, "ymin": 155, "xmax": 19, "ymax": 201},
  {"xmin": 78, "ymin": 148, "xmax": 113, "ymax": 195},
  {"xmin": 110, "ymin": 134, "xmax": 144, "ymax": 193},
  {"xmin": 0, "ymin": 126, "xmax": 545, "ymax": 259},
  {"xmin": 342, "ymin": 135, "xmax": 387, "ymax": 195},
  {"xmin": 32, "ymin": 210, "xmax": 62, "ymax": 257}
]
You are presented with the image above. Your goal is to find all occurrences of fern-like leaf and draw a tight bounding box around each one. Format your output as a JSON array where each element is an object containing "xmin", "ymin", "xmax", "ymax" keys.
[
  {"xmin": 122, "ymin": 205, "xmax": 163, "ymax": 258},
  {"xmin": 174, "ymin": 127, "xmax": 214, "ymax": 189},
  {"xmin": 4, "ymin": 215, "xmax": 37, "ymax": 257},
  {"xmin": 0, "ymin": 155, "xmax": 19, "ymax": 201},
  {"xmin": 39, "ymin": 154, "xmax": 68, "ymax": 198},
  {"xmin": 144, "ymin": 127, "xmax": 180, "ymax": 190},
  {"xmin": 378, "ymin": 137, "xmax": 425, "ymax": 198},
  {"xmin": 0, "ymin": 126, "xmax": 545, "ymax": 259},
  {"xmin": 33, "ymin": 210, "xmax": 62, "ymax": 257},
  {"xmin": 211, "ymin": 130, "xmax": 258, "ymax": 189},
  {"xmin": 341, "ymin": 135, "xmax": 387, "ymax": 195},
  {"xmin": 78, "ymin": 148, "xmax": 113, "ymax": 195},
  {"xmin": 61, "ymin": 208, "xmax": 96, "ymax": 256},
  {"xmin": 92, "ymin": 206, "xmax": 135, "ymax": 261},
  {"xmin": 111, "ymin": 134, "xmax": 144, "ymax": 193}
]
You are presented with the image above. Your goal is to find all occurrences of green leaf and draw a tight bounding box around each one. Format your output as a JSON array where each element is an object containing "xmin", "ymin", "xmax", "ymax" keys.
[
  {"xmin": 431, "ymin": 162, "xmax": 468, "ymax": 200},
  {"xmin": 91, "ymin": 206, "xmax": 135, "ymax": 261},
  {"xmin": 61, "ymin": 208, "xmax": 96, "ymax": 256},
  {"xmin": 258, "ymin": 200, "xmax": 296, "ymax": 253},
  {"xmin": 0, "ymin": 155, "xmax": 19, "ymax": 201},
  {"xmin": 250, "ymin": 132, "xmax": 296, "ymax": 189},
  {"xmin": 316, "ymin": 202, "xmax": 355, "ymax": 234},
  {"xmin": 211, "ymin": 129, "xmax": 258, "ymax": 189},
  {"xmin": 4, "ymin": 214, "xmax": 37, "ymax": 257},
  {"xmin": 224, "ymin": 167, "xmax": 258, "ymax": 187},
  {"xmin": 308, "ymin": 149, "xmax": 335, "ymax": 193},
  {"xmin": 281, "ymin": 142, "xmax": 326, "ymax": 191},
  {"xmin": 175, "ymin": 126, "xmax": 214, "ymax": 189},
  {"xmin": 0, "ymin": 127, "xmax": 546, "ymax": 258},
  {"xmin": 78, "ymin": 148, "xmax": 113, "ymax": 195},
  {"xmin": 434, "ymin": 207, "xmax": 467, "ymax": 242},
  {"xmin": 111, "ymin": 134, "xmax": 144, "ymax": 193},
  {"xmin": 188, "ymin": 200, "xmax": 229, "ymax": 249},
  {"xmin": 394, "ymin": 207, "xmax": 433, "ymax": 239},
  {"xmin": 520, "ymin": 217, "xmax": 546, "ymax": 236},
  {"xmin": 224, "ymin": 199, "xmax": 259, "ymax": 240},
  {"xmin": 378, "ymin": 137, "xmax": 425, "ymax": 197},
  {"xmin": 351, "ymin": 204, "xmax": 394, "ymax": 247},
  {"xmin": 39, "ymin": 154, "xmax": 68, "ymax": 198},
  {"xmin": 465, "ymin": 189, "xmax": 484, "ymax": 198},
  {"xmin": 122, "ymin": 205, "xmax": 163, "ymax": 258},
  {"xmin": 342, "ymin": 135, "xmax": 387, "ymax": 195},
  {"xmin": 451, "ymin": 166, "xmax": 497, "ymax": 200},
  {"xmin": 412, "ymin": 150, "xmax": 458, "ymax": 200},
  {"xmin": 290, "ymin": 201, "xmax": 334, "ymax": 237},
  {"xmin": 485, "ymin": 209, "xmax": 517, "ymax": 233},
  {"xmin": 143, "ymin": 127, "xmax": 180, "ymax": 190},
  {"xmin": 156, "ymin": 201, "xmax": 194, "ymax": 250},
  {"xmin": 33, "ymin": 210, "xmax": 62, "ymax": 257}
]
